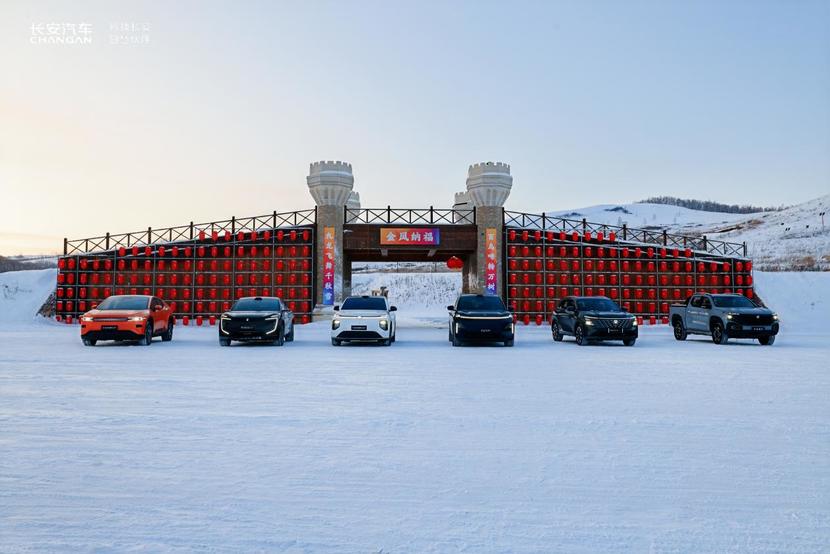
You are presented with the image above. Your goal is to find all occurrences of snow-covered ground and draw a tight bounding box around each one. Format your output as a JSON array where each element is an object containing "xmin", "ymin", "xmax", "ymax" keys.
[
  {"xmin": 1, "ymin": 270, "xmax": 829, "ymax": 552},
  {"xmin": 548, "ymin": 196, "xmax": 830, "ymax": 270}
]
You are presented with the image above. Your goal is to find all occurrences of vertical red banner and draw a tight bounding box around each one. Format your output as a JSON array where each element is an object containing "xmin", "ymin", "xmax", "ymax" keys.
[
  {"xmin": 322, "ymin": 226, "xmax": 335, "ymax": 305},
  {"xmin": 485, "ymin": 228, "xmax": 498, "ymax": 295}
]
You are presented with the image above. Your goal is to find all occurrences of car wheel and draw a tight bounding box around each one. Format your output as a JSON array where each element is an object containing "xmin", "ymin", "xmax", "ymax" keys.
[
  {"xmin": 673, "ymin": 321, "xmax": 687, "ymax": 341},
  {"xmin": 381, "ymin": 338, "xmax": 392, "ymax": 346},
  {"xmin": 391, "ymin": 332, "xmax": 396, "ymax": 343},
  {"xmin": 623, "ymin": 338, "xmax": 636, "ymax": 347},
  {"xmin": 219, "ymin": 337, "xmax": 231, "ymax": 346},
  {"xmin": 139, "ymin": 324, "xmax": 153, "ymax": 346},
  {"xmin": 551, "ymin": 322, "xmax": 563, "ymax": 342},
  {"xmin": 331, "ymin": 338, "xmax": 342, "ymax": 346},
  {"xmin": 162, "ymin": 319, "xmax": 174, "ymax": 342},
  {"xmin": 758, "ymin": 335, "xmax": 775, "ymax": 345},
  {"xmin": 82, "ymin": 337, "xmax": 97, "ymax": 346},
  {"xmin": 451, "ymin": 332, "xmax": 462, "ymax": 347},
  {"xmin": 273, "ymin": 324, "xmax": 285, "ymax": 346},
  {"xmin": 504, "ymin": 338, "xmax": 514, "ymax": 347},
  {"xmin": 285, "ymin": 324, "xmax": 294, "ymax": 342},
  {"xmin": 711, "ymin": 322, "xmax": 728, "ymax": 345},
  {"xmin": 574, "ymin": 324, "xmax": 588, "ymax": 346}
]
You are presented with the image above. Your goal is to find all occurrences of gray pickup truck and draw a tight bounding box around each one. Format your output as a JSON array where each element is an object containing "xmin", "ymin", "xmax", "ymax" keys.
[{"xmin": 669, "ymin": 293, "xmax": 779, "ymax": 345}]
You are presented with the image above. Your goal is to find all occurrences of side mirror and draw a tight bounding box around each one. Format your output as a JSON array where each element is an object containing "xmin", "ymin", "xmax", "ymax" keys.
[
  {"xmin": 565, "ymin": 307, "xmax": 575, "ymax": 314},
  {"xmin": 153, "ymin": 305, "xmax": 163, "ymax": 312},
  {"xmin": 446, "ymin": 305, "xmax": 455, "ymax": 311},
  {"xmin": 333, "ymin": 305, "xmax": 340, "ymax": 311},
  {"xmin": 390, "ymin": 306, "xmax": 397, "ymax": 311}
]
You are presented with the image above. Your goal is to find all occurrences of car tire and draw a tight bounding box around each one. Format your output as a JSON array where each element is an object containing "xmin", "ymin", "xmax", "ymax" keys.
[
  {"xmin": 551, "ymin": 322, "xmax": 563, "ymax": 342},
  {"xmin": 331, "ymin": 338, "xmax": 342, "ymax": 346},
  {"xmin": 391, "ymin": 331, "xmax": 396, "ymax": 343},
  {"xmin": 273, "ymin": 324, "xmax": 285, "ymax": 346},
  {"xmin": 285, "ymin": 324, "xmax": 294, "ymax": 342},
  {"xmin": 219, "ymin": 338, "xmax": 231, "ymax": 346},
  {"xmin": 711, "ymin": 322, "xmax": 728, "ymax": 345},
  {"xmin": 623, "ymin": 338, "xmax": 636, "ymax": 347},
  {"xmin": 673, "ymin": 321, "xmax": 687, "ymax": 341},
  {"xmin": 451, "ymin": 332, "xmax": 462, "ymax": 347},
  {"xmin": 504, "ymin": 338, "xmax": 514, "ymax": 347},
  {"xmin": 82, "ymin": 337, "xmax": 97, "ymax": 346},
  {"xmin": 758, "ymin": 335, "xmax": 775, "ymax": 346},
  {"xmin": 162, "ymin": 319, "xmax": 174, "ymax": 342},
  {"xmin": 381, "ymin": 338, "xmax": 392, "ymax": 346},
  {"xmin": 139, "ymin": 324, "xmax": 153, "ymax": 346},
  {"xmin": 574, "ymin": 324, "xmax": 588, "ymax": 346}
]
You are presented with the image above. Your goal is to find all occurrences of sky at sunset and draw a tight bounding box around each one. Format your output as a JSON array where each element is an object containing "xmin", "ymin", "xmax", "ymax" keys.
[{"xmin": 1, "ymin": 0, "xmax": 828, "ymax": 255}]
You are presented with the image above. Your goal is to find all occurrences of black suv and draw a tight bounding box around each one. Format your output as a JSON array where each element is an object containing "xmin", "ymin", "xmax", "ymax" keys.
[
  {"xmin": 219, "ymin": 297, "xmax": 294, "ymax": 346},
  {"xmin": 448, "ymin": 294, "xmax": 515, "ymax": 347},
  {"xmin": 551, "ymin": 296, "xmax": 638, "ymax": 346}
]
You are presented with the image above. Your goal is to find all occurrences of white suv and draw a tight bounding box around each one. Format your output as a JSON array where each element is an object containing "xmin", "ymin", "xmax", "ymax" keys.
[{"xmin": 331, "ymin": 295, "xmax": 397, "ymax": 346}]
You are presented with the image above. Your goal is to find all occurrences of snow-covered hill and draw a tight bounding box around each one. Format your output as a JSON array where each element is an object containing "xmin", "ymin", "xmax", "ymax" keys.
[
  {"xmin": 547, "ymin": 195, "xmax": 830, "ymax": 270},
  {"xmin": 0, "ymin": 268, "xmax": 56, "ymax": 326}
]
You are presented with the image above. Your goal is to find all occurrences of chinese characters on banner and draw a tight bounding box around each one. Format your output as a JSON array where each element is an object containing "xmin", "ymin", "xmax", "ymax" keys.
[
  {"xmin": 322, "ymin": 226, "xmax": 335, "ymax": 305},
  {"xmin": 379, "ymin": 228, "xmax": 440, "ymax": 246},
  {"xmin": 485, "ymin": 228, "xmax": 498, "ymax": 295}
]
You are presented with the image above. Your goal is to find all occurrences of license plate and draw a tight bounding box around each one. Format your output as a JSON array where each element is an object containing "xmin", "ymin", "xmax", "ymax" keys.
[
  {"xmin": 351, "ymin": 325, "xmax": 367, "ymax": 330},
  {"xmin": 752, "ymin": 326, "xmax": 764, "ymax": 331},
  {"xmin": 102, "ymin": 325, "xmax": 117, "ymax": 330},
  {"xmin": 240, "ymin": 325, "xmax": 254, "ymax": 330},
  {"xmin": 480, "ymin": 328, "xmax": 491, "ymax": 333},
  {"xmin": 609, "ymin": 328, "xmax": 622, "ymax": 333}
]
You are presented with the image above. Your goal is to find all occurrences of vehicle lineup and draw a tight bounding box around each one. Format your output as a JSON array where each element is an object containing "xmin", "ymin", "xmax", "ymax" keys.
[
  {"xmin": 669, "ymin": 293, "xmax": 779, "ymax": 345},
  {"xmin": 551, "ymin": 295, "xmax": 638, "ymax": 346},
  {"xmin": 447, "ymin": 293, "xmax": 515, "ymax": 347},
  {"xmin": 331, "ymin": 295, "xmax": 397, "ymax": 346},
  {"xmin": 80, "ymin": 294, "xmax": 174, "ymax": 346},
  {"xmin": 219, "ymin": 296, "xmax": 294, "ymax": 346},
  {"xmin": 77, "ymin": 292, "xmax": 781, "ymax": 348}
]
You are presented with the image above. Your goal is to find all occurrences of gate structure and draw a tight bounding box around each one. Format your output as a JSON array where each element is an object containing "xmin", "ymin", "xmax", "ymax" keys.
[{"xmin": 53, "ymin": 159, "xmax": 754, "ymax": 326}]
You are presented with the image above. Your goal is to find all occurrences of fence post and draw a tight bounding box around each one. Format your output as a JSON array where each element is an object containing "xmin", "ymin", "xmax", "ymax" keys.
[
  {"xmin": 147, "ymin": 227, "xmax": 152, "ymax": 245},
  {"xmin": 189, "ymin": 222, "xmax": 193, "ymax": 240},
  {"xmin": 273, "ymin": 210, "xmax": 277, "ymax": 229},
  {"xmin": 63, "ymin": 238, "xmax": 67, "ymax": 255},
  {"xmin": 231, "ymin": 217, "xmax": 236, "ymax": 235},
  {"xmin": 702, "ymin": 236, "xmax": 708, "ymax": 252},
  {"xmin": 105, "ymin": 232, "xmax": 110, "ymax": 250},
  {"xmin": 622, "ymin": 224, "xmax": 627, "ymax": 241},
  {"xmin": 430, "ymin": 206, "xmax": 434, "ymax": 224},
  {"xmin": 743, "ymin": 242, "xmax": 747, "ymax": 257},
  {"xmin": 582, "ymin": 218, "xmax": 587, "ymax": 233},
  {"xmin": 387, "ymin": 205, "xmax": 391, "ymax": 223},
  {"xmin": 662, "ymin": 230, "xmax": 667, "ymax": 246}
]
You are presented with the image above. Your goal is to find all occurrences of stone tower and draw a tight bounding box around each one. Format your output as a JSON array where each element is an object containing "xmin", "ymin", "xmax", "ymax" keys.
[
  {"xmin": 307, "ymin": 161, "xmax": 354, "ymax": 317},
  {"xmin": 464, "ymin": 162, "xmax": 512, "ymax": 295}
]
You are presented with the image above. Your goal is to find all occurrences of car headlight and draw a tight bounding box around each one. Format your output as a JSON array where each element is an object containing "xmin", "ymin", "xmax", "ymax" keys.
[
  {"xmin": 81, "ymin": 316, "xmax": 93, "ymax": 322},
  {"xmin": 631, "ymin": 317, "xmax": 638, "ymax": 326},
  {"xmin": 379, "ymin": 318, "xmax": 388, "ymax": 330},
  {"xmin": 332, "ymin": 318, "xmax": 340, "ymax": 330},
  {"xmin": 129, "ymin": 316, "xmax": 146, "ymax": 322},
  {"xmin": 584, "ymin": 318, "xmax": 595, "ymax": 326},
  {"xmin": 773, "ymin": 313, "xmax": 779, "ymax": 320},
  {"xmin": 221, "ymin": 314, "xmax": 231, "ymax": 320},
  {"xmin": 726, "ymin": 313, "xmax": 735, "ymax": 320}
]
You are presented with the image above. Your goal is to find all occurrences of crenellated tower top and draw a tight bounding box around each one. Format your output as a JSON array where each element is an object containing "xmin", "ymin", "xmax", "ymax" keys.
[
  {"xmin": 465, "ymin": 161, "xmax": 512, "ymax": 207},
  {"xmin": 307, "ymin": 160, "xmax": 354, "ymax": 206}
]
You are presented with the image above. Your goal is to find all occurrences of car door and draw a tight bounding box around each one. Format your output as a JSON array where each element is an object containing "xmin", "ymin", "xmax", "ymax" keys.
[
  {"xmin": 699, "ymin": 296, "xmax": 713, "ymax": 330},
  {"xmin": 687, "ymin": 295, "xmax": 703, "ymax": 331},
  {"xmin": 151, "ymin": 297, "xmax": 166, "ymax": 330},
  {"xmin": 559, "ymin": 299, "xmax": 576, "ymax": 333}
]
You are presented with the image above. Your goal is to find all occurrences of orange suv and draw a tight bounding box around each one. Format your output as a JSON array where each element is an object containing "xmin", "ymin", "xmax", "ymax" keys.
[{"xmin": 80, "ymin": 295, "xmax": 174, "ymax": 346}]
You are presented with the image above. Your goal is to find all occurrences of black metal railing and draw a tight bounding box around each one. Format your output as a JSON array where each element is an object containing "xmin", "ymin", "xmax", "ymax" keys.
[
  {"xmin": 65, "ymin": 208, "xmax": 317, "ymax": 255},
  {"xmin": 345, "ymin": 206, "xmax": 475, "ymax": 225},
  {"xmin": 503, "ymin": 210, "xmax": 747, "ymax": 258}
]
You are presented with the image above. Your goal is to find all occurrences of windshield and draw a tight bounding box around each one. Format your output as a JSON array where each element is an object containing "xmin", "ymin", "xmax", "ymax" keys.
[
  {"xmin": 96, "ymin": 296, "xmax": 149, "ymax": 311},
  {"xmin": 712, "ymin": 295, "xmax": 757, "ymax": 308},
  {"xmin": 457, "ymin": 295, "xmax": 507, "ymax": 311},
  {"xmin": 341, "ymin": 297, "xmax": 387, "ymax": 310},
  {"xmin": 232, "ymin": 298, "xmax": 281, "ymax": 311},
  {"xmin": 576, "ymin": 298, "xmax": 623, "ymax": 312}
]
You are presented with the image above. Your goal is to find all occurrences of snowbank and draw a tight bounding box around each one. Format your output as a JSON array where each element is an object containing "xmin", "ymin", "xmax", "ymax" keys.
[{"xmin": 0, "ymin": 268, "xmax": 56, "ymax": 326}]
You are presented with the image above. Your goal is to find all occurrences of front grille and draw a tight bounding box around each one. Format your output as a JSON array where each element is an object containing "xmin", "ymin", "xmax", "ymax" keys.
[
  {"xmin": 592, "ymin": 318, "xmax": 633, "ymax": 330},
  {"xmin": 337, "ymin": 331, "xmax": 382, "ymax": 340},
  {"xmin": 93, "ymin": 317, "xmax": 129, "ymax": 322},
  {"xmin": 222, "ymin": 318, "xmax": 276, "ymax": 334},
  {"xmin": 733, "ymin": 314, "xmax": 774, "ymax": 325}
]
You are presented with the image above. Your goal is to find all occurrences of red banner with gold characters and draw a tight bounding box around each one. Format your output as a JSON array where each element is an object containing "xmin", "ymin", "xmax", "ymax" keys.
[
  {"xmin": 485, "ymin": 228, "xmax": 498, "ymax": 295},
  {"xmin": 379, "ymin": 227, "xmax": 440, "ymax": 246},
  {"xmin": 322, "ymin": 226, "xmax": 335, "ymax": 305}
]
